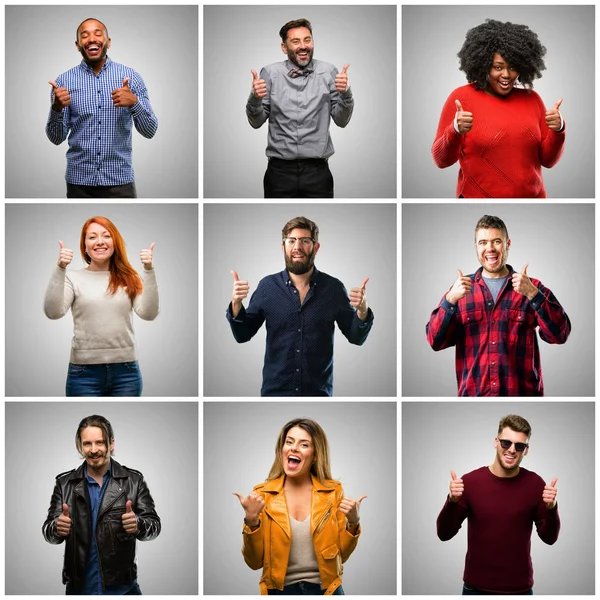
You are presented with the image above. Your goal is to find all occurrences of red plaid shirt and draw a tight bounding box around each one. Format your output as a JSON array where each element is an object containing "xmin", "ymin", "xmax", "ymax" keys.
[{"xmin": 426, "ymin": 266, "xmax": 570, "ymax": 396}]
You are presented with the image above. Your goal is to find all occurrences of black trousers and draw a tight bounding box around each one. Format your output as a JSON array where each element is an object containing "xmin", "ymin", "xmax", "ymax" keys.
[
  {"xmin": 67, "ymin": 182, "xmax": 137, "ymax": 198},
  {"xmin": 264, "ymin": 158, "xmax": 334, "ymax": 198}
]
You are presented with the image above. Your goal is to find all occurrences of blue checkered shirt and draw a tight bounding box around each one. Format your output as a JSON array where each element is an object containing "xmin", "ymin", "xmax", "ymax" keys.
[{"xmin": 46, "ymin": 56, "xmax": 158, "ymax": 186}]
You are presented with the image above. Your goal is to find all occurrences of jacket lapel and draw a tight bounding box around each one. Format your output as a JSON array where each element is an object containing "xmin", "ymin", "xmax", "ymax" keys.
[
  {"xmin": 311, "ymin": 475, "xmax": 335, "ymax": 535},
  {"xmin": 263, "ymin": 476, "xmax": 291, "ymax": 539}
]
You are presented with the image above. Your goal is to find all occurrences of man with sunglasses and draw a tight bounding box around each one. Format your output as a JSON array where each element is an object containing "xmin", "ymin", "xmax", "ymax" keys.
[
  {"xmin": 226, "ymin": 216, "xmax": 373, "ymax": 396},
  {"xmin": 426, "ymin": 214, "xmax": 571, "ymax": 396},
  {"xmin": 437, "ymin": 414, "xmax": 559, "ymax": 595}
]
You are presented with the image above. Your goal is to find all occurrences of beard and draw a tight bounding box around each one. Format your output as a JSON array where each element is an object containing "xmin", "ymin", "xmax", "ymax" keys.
[
  {"xmin": 285, "ymin": 248, "xmax": 316, "ymax": 275},
  {"xmin": 79, "ymin": 42, "xmax": 109, "ymax": 66},
  {"xmin": 286, "ymin": 46, "xmax": 314, "ymax": 68}
]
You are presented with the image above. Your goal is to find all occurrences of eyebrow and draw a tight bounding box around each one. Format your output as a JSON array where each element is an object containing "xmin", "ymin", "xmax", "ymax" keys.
[{"xmin": 285, "ymin": 436, "xmax": 312, "ymax": 443}]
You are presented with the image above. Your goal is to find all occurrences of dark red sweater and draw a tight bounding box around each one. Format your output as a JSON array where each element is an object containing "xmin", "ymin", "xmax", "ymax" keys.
[
  {"xmin": 432, "ymin": 84, "xmax": 566, "ymax": 198},
  {"xmin": 437, "ymin": 466, "xmax": 560, "ymax": 593}
]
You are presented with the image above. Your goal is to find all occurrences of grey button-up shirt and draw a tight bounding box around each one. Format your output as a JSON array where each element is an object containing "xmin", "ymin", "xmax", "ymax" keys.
[{"xmin": 246, "ymin": 59, "xmax": 354, "ymax": 159}]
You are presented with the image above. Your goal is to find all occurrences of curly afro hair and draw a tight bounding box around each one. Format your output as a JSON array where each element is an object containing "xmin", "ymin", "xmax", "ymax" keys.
[{"xmin": 458, "ymin": 19, "xmax": 547, "ymax": 90}]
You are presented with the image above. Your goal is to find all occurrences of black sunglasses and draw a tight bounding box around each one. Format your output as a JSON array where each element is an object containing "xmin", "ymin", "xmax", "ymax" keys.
[{"xmin": 498, "ymin": 439, "xmax": 528, "ymax": 453}]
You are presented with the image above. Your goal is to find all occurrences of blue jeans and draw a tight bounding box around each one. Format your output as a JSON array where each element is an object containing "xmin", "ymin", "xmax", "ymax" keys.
[
  {"xmin": 462, "ymin": 584, "xmax": 533, "ymax": 595},
  {"xmin": 66, "ymin": 362, "xmax": 143, "ymax": 397},
  {"xmin": 268, "ymin": 582, "xmax": 344, "ymax": 595}
]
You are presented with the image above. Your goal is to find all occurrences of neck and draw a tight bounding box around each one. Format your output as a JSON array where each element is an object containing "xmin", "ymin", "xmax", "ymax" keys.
[
  {"xmin": 87, "ymin": 458, "xmax": 110, "ymax": 479},
  {"xmin": 284, "ymin": 473, "xmax": 312, "ymax": 489},
  {"xmin": 482, "ymin": 266, "xmax": 509, "ymax": 279},
  {"xmin": 87, "ymin": 260, "xmax": 110, "ymax": 272},
  {"xmin": 489, "ymin": 460, "xmax": 519, "ymax": 478},
  {"xmin": 86, "ymin": 57, "xmax": 106, "ymax": 74},
  {"xmin": 288, "ymin": 267, "xmax": 314, "ymax": 289}
]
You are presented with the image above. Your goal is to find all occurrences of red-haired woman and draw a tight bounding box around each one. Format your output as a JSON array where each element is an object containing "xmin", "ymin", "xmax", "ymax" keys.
[{"xmin": 44, "ymin": 216, "xmax": 159, "ymax": 396}]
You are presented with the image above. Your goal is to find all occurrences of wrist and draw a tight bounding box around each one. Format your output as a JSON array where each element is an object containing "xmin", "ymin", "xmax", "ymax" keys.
[
  {"xmin": 445, "ymin": 293, "xmax": 457, "ymax": 305},
  {"xmin": 244, "ymin": 517, "xmax": 259, "ymax": 528}
]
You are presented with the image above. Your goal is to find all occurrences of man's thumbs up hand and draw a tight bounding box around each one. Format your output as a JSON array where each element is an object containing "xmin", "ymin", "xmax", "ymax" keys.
[
  {"xmin": 49, "ymin": 80, "xmax": 71, "ymax": 112},
  {"xmin": 251, "ymin": 69, "xmax": 267, "ymax": 99},
  {"xmin": 122, "ymin": 500, "xmax": 138, "ymax": 533},
  {"xmin": 449, "ymin": 470, "xmax": 464, "ymax": 502},
  {"xmin": 56, "ymin": 503, "xmax": 72, "ymax": 536},
  {"xmin": 112, "ymin": 76, "xmax": 138, "ymax": 107},
  {"xmin": 335, "ymin": 64, "xmax": 350, "ymax": 93}
]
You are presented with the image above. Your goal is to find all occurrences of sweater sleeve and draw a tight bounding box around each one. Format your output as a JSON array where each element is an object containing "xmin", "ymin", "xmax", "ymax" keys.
[
  {"xmin": 44, "ymin": 265, "xmax": 75, "ymax": 319},
  {"xmin": 534, "ymin": 502, "xmax": 560, "ymax": 545},
  {"xmin": 436, "ymin": 496, "xmax": 469, "ymax": 541},
  {"xmin": 432, "ymin": 91, "xmax": 464, "ymax": 168},
  {"xmin": 426, "ymin": 295, "xmax": 461, "ymax": 350},
  {"xmin": 536, "ymin": 93, "xmax": 565, "ymax": 168},
  {"xmin": 133, "ymin": 269, "xmax": 159, "ymax": 321}
]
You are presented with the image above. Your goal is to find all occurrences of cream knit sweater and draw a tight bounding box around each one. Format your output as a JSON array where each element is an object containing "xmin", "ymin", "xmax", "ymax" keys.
[{"xmin": 44, "ymin": 266, "xmax": 159, "ymax": 364}]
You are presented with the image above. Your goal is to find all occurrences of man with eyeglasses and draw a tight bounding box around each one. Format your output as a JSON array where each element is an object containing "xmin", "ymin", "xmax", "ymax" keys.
[
  {"xmin": 226, "ymin": 215, "xmax": 373, "ymax": 396},
  {"xmin": 437, "ymin": 414, "xmax": 559, "ymax": 595},
  {"xmin": 426, "ymin": 214, "xmax": 571, "ymax": 396}
]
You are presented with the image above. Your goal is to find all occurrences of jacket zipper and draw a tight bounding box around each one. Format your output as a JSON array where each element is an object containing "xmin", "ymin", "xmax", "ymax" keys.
[
  {"xmin": 98, "ymin": 488, "xmax": 125, "ymax": 589},
  {"xmin": 315, "ymin": 504, "xmax": 332, "ymax": 534}
]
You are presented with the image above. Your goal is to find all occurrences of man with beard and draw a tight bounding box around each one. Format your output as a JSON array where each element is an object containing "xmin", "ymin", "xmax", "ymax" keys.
[
  {"xmin": 226, "ymin": 216, "xmax": 373, "ymax": 396},
  {"xmin": 42, "ymin": 415, "xmax": 161, "ymax": 594},
  {"xmin": 437, "ymin": 414, "xmax": 559, "ymax": 594},
  {"xmin": 46, "ymin": 18, "xmax": 158, "ymax": 198},
  {"xmin": 426, "ymin": 215, "xmax": 570, "ymax": 396},
  {"xmin": 246, "ymin": 18, "xmax": 353, "ymax": 198}
]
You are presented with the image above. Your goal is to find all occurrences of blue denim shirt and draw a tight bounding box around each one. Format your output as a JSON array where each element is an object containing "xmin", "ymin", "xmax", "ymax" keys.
[
  {"xmin": 226, "ymin": 267, "xmax": 374, "ymax": 395},
  {"xmin": 77, "ymin": 464, "xmax": 137, "ymax": 595}
]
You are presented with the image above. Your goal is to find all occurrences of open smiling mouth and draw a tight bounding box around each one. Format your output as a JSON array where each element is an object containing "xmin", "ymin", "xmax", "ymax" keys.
[
  {"xmin": 86, "ymin": 44, "xmax": 102, "ymax": 57},
  {"xmin": 287, "ymin": 456, "xmax": 302, "ymax": 470}
]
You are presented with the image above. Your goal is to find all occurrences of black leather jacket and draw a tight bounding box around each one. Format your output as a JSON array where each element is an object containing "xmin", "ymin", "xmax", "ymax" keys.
[{"xmin": 42, "ymin": 459, "xmax": 161, "ymax": 590}]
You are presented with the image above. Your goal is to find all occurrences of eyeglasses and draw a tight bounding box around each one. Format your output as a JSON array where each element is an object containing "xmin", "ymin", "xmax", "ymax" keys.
[
  {"xmin": 283, "ymin": 237, "xmax": 314, "ymax": 247},
  {"xmin": 498, "ymin": 439, "xmax": 528, "ymax": 453}
]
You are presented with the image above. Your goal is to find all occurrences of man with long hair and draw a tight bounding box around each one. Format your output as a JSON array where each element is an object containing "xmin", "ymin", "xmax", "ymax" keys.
[
  {"xmin": 46, "ymin": 18, "xmax": 158, "ymax": 198},
  {"xmin": 42, "ymin": 415, "xmax": 161, "ymax": 594}
]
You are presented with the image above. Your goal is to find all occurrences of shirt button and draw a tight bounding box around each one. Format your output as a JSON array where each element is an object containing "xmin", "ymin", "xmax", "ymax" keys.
[
  {"xmin": 98, "ymin": 121, "xmax": 101, "ymax": 125},
  {"xmin": 492, "ymin": 341, "xmax": 496, "ymax": 345},
  {"xmin": 296, "ymin": 349, "xmax": 300, "ymax": 353},
  {"xmin": 98, "ymin": 105, "xmax": 101, "ymax": 108},
  {"xmin": 98, "ymin": 137, "xmax": 101, "ymax": 140},
  {"xmin": 491, "ymin": 361, "xmax": 495, "ymax": 366},
  {"xmin": 492, "ymin": 320, "xmax": 496, "ymax": 324},
  {"xmin": 297, "ymin": 329, "xmax": 301, "ymax": 332},
  {"xmin": 487, "ymin": 302, "xmax": 492, "ymax": 306},
  {"xmin": 492, "ymin": 382, "xmax": 497, "ymax": 386},
  {"xmin": 296, "ymin": 369, "xmax": 299, "ymax": 372},
  {"xmin": 97, "ymin": 152, "xmax": 100, "ymax": 155},
  {"xmin": 97, "ymin": 90, "xmax": 100, "ymax": 93},
  {"xmin": 293, "ymin": 290, "xmax": 296, "ymax": 293}
]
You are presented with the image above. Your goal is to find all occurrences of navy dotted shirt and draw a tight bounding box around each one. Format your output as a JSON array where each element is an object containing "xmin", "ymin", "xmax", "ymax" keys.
[{"xmin": 226, "ymin": 268, "xmax": 374, "ymax": 396}]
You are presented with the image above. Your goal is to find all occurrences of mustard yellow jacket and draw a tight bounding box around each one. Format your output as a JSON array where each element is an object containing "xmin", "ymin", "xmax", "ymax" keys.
[{"xmin": 242, "ymin": 475, "xmax": 361, "ymax": 595}]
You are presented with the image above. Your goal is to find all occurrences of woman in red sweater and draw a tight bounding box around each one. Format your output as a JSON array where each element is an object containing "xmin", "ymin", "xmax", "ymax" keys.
[{"xmin": 432, "ymin": 19, "xmax": 565, "ymax": 198}]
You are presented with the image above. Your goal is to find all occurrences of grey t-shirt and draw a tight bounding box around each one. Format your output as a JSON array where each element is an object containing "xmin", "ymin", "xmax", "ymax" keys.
[{"xmin": 482, "ymin": 275, "xmax": 509, "ymax": 304}]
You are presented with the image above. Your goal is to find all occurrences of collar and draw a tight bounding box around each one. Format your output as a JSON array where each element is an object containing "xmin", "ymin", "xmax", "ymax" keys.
[
  {"xmin": 80, "ymin": 55, "xmax": 112, "ymax": 74},
  {"xmin": 84, "ymin": 462, "xmax": 112, "ymax": 484},
  {"xmin": 474, "ymin": 264, "xmax": 515, "ymax": 282},
  {"xmin": 68, "ymin": 458, "xmax": 127, "ymax": 481},
  {"xmin": 262, "ymin": 473, "xmax": 333, "ymax": 493},
  {"xmin": 281, "ymin": 266, "xmax": 320, "ymax": 287}
]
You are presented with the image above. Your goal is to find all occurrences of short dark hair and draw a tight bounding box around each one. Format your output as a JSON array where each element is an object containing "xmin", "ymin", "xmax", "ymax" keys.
[
  {"xmin": 475, "ymin": 215, "xmax": 509, "ymax": 240},
  {"xmin": 282, "ymin": 216, "xmax": 319, "ymax": 242},
  {"xmin": 498, "ymin": 414, "xmax": 532, "ymax": 439},
  {"xmin": 76, "ymin": 18, "xmax": 109, "ymax": 42},
  {"xmin": 279, "ymin": 19, "xmax": 313, "ymax": 43},
  {"xmin": 458, "ymin": 19, "xmax": 546, "ymax": 91},
  {"xmin": 75, "ymin": 415, "xmax": 114, "ymax": 457}
]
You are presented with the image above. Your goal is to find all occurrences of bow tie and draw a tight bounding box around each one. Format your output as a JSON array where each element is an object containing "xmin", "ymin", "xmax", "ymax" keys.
[{"xmin": 288, "ymin": 67, "xmax": 313, "ymax": 78}]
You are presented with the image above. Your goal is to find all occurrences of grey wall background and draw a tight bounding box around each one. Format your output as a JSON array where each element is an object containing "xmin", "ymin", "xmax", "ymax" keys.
[
  {"xmin": 6, "ymin": 5, "xmax": 198, "ymax": 198},
  {"xmin": 402, "ymin": 5, "xmax": 594, "ymax": 198},
  {"xmin": 5, "ymin": 204, "xmax": 198, "ymax": 396},
  {"xmin": 204, "ymin": 5, "xmax": 396, "ymax": 198},
  {"xmin": 402, "ymin": 203, "xmax": 594, "ymax": 396},
  {"xmin": 204, "ymin": 401, "xmax": 397, "ymax": 595},
  {"xmin": 402, "ymin": 402, "xmax": 595, "ymax": 594},
  {"xmin": 204, "ymin": 203, "xmax": 396, "ymax": 397},
  {"xmin": 5, "ymin": 401, "xmax": 198, "ymax": 595}
]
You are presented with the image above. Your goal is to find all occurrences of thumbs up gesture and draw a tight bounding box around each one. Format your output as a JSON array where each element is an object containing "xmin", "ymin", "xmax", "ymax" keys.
[
  {"xmin": 231, "ymin": 270, "xmax": 250, "ymax": 317},
  {"xmin": 233, "ymin": 490, "xmax": 265, "ymax": 527},
  {"xmin": 339, "ymin": 494, "xmax": 366, "ymax": 524},
  {"xmin": 56, "ymin": 503, "xmax": 72, "ymax": 536},
  {"xmin": 251, "ymin": 69, "xmax": 267, "ymax": 99},
  {"xmin": 112, "ymin": 76, "xmax": 138, "ymax": 107},
  {"xmin": 140, "ymin": 242, "xmax": 156, "ymax": 270},
  {"xmin": 57, "ymin": 240, "xmax": 74, "ymax": 269},
  {"xmin": 455, "ymin": 99, "xmax": 473, "ymax": 134},
  {"xmin": 48, "ymin": 80, "xmax": 71, "ymax": 112},
  {"xmin": 448, "ymin": 470, "xmax": 464, "ymax": 502},
  {"xmin": 349, "ymin": 277, "xmax": 369, "ymax": 320},
  {"xmin": 446, "ymin": 269, "xmax": 472, "ymax": 305},
  {"xmin": 121, "ymin": 500, "xmax": 138, "ymax": 533},
  {"xmin": 511, "ymin": 264, "xmax": 538, "ymax": 300},
  {"xmin": 545, "ymin": 98, "xmax": 563, "ymax": 132},
  {"xmin": 542, "ymin": 477, "xmax": 558, "ymax": 509},
  {"xmin": 335, "ymin": 64, "xmax": 350, "ymax": 93}
]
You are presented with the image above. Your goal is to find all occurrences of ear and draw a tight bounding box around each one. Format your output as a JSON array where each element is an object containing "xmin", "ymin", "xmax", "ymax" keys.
[
  {"xmin": 507, "ymin": 238, "xmax": 511, "ymax": 249},
  {"xmin": 281, "ymin": 42, "xmax": 288, "ymax": 56},
  {"xmin": 313, "ymin": 242, "xmax": 321, "ymax": 255},
  {"xmin": 493, "ymin": 437, "xmax": 499, "ymax": 449},
  {"xmin": 110, "ymin": 439, "xmax": 115, "ymax": 455},
  {"xmin": 106, "ymin": 37, "xmax": 111, "ymax": 49},
  {"xmin": 75, "ymin": 40, "xmax": 81, "ymax": 51}
]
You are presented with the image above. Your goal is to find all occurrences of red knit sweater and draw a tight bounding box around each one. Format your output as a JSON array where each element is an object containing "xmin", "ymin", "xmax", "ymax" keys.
[
  {"xmin": 432, "ymin": 84, "xmax": 566, "ymax": 198},
  {"xmin": 437, "ymin": 466, "xmax": 560, "ymax": 593}
]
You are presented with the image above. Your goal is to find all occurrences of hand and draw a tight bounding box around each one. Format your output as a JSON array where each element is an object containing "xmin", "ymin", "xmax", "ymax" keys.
[
  {"xmin": 231, "ymin": 270, "xmax": 250, "ymax": 317},
  {"xmin": 545, "ymin": 98, "xmax": 563, "ymax": 132},
  {"xmin": 56, "ymin": 503, "xmax": 72, "ymax": 536},
  {"xmin": 49, "ymin": 80, "xmax": 70, "ymax": 112},
  {"xmin": 446, "ymin": 269, "xmax": 472, "ymax": 305},
  {"xmin": 349, "ymin": 277, "xmax": 369, "ymax": 320},
  {"xmin": 335, "ymin": 64, "xmax": 350, "ymax": 93},
  {"xmin": 140, "ymin": 242, "xmax": 156, "ymax": 270},
  {"xmin": 251, "ymin": 70, "xmax": 267, "ymax": 99},
  {"xmin": 448, "ymin": 470, "xmax": 464, "ymax": 503},
  {"xmin": 455, "ymin": 99, "xmax": 473, "ymax": 134},
  {"xmin": 111, "ymin": 77, "xmax": 138, "ymax": 108},
  {"xmin": 339, "ymin": 495, "xmax": 366, "ymax": 524},
  {"xmin": 121, "ymin": 500, "xmax": 138, "ymax": 534},
  {"xmin": 57, "ymin": 240, "xmax": 73, "ymax": 269},
  {"xmin": 542, "ymin": 477, "xmax": 558, "ymax": 509},
  {"xmin": 511, "ymin": 264, "xmax": 538, "ymax": 300},
  {"xmin": 233, "ymin": 491, "xmax": 265, "ymax": 526}
]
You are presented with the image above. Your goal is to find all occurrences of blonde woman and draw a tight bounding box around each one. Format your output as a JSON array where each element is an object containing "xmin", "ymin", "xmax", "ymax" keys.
[{"xmin": 234, "ymin": 418, "xmax": 366, "ymax": 595}]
